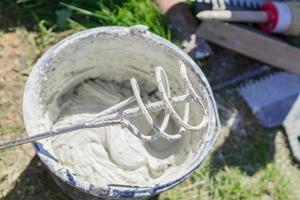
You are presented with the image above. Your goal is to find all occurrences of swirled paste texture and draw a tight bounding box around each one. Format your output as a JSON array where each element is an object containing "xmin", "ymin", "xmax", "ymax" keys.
[{"xmin": 51, "ymin": 79, "xmax": 192, "ymax": 186}]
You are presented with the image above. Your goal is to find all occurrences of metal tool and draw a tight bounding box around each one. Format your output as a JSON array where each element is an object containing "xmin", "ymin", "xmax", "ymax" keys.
[
  {"xmin": 212, "ymin": 65, "xmax": 271, "ymax": 92},
  {"xmin": 239, "ymin": 71, "xmax": 300, "ymax": 161},
  {"xmin": 239, "ymin": 71, "xmax": 300, "ymax": 127},
  {"xmin": 0, "ymin": 62, "xmax": 212, "ymax": 150}
]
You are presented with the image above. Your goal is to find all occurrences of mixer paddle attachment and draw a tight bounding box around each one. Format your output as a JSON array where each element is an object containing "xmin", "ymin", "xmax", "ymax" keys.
[{"xmin": 0, "ymin": 61, "xmax": 209, "ymax": 149}]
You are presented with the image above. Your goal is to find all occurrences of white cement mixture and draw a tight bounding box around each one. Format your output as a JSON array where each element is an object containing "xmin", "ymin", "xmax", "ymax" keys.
[{"xmin": 51, "ymin": 78, "xmax": 198, "ymax": 186}]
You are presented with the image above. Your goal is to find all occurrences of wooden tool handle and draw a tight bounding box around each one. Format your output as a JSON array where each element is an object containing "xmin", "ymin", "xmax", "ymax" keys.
[
  {"xmin": 197, "ymin": 21, "xmax": 300, "ymax": 75},
  {"xmin": 197, "ymin": 10, "xmax": 268, "ymax": 23}
]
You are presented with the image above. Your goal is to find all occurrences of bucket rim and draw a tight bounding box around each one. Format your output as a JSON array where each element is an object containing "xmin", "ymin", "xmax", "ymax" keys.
[{"xmin": 23, "ymin": 25, "xmax": 221, "ymax": 198}]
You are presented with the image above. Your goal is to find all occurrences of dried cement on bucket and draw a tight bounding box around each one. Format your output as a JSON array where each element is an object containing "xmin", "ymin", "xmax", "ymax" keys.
[{"xmin": 23, "ymin": 26, "xmax": 220, "ymax": 198}]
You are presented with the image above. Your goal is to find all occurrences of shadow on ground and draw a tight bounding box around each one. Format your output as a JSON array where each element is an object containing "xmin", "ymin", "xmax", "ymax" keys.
[
  {"xmin": 209, "ymin": 94, "xmax": 278, "ymax": 176},
  {"xmin": 3, "ymin": 155, "xmax": 161, "ymax": 200},
  {"xmin": 3, "ymin": 156, "xmax": 69, "ymax": 200},
  {"xmin": 210, "ymin": 126, "xmax": 277, "ymax": 176}
]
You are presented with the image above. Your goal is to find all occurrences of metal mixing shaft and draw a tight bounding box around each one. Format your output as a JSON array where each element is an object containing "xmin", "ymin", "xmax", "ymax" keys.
[{"xmin": 0, "ymin": 62, "xmax": 209, "ymax": 149}]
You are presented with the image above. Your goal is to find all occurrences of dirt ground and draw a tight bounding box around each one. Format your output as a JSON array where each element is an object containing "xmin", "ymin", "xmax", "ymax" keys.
[
  {"xmin": 0, "ymin": 30, "xmax": 300, "ymax": 200},
  {"xmin": 0, "ymin": 31, "xmax": 69, "ymax": 199}
]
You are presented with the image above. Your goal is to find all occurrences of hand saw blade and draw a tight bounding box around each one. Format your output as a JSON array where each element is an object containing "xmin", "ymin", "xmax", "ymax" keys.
[{"xmin": 238, "ymin": 71, "xmax": 300, "ymax": 128}]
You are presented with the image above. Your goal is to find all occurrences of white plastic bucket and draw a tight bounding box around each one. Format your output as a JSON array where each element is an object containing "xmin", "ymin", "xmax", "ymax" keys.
[{"xmin": 23, "ymin": 25, "xmax": 220, "ymax": 199}]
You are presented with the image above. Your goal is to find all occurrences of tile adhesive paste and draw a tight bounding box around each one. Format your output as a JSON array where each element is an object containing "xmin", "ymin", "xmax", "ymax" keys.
[{"xmin": 23, "ymin": 25, "xmax": 220, "ymax": 199}]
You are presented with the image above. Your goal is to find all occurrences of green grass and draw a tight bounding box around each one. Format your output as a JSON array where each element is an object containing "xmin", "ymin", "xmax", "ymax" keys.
[
  {"xmin": 0, "ymin": 1, "xmax": 300, "ymax": 200},
  {"xmin": 208, "ymin": 165, "xmax": 294, "ymax": 200},
  {"xmin": 0, "ymin": 0, "xmax": 171, "ymax": 47},
  {"xmin": 59, "ymin": 0, "xmax": 171, "ymax": 39},
  {"xmin": 161, "ymin": 158, "xmax": 297, "ymax": 200}
]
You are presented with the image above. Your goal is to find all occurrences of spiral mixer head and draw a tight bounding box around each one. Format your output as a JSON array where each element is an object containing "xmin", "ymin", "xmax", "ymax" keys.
[{"xmin": 0, "ymin": 61, "xmax": 212, "ymax": 149}]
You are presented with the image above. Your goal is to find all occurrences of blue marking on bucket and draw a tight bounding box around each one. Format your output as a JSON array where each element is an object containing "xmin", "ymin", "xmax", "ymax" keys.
[
  {"xmin": 34, "ymin": 142, "xmax": 58, "ymax": 162},
  {"xmin": 114, "ymin": 190, "xmax": 134, "ymax": 198},
  {"xmin": 114, "ymin": 189, "xmax": 135, "ymax": 198},
  {"xmin": 66, "ymin": 170, "xmax": 76, "ymax": 187},
  {"xmin": 107, "ymin": 184, "xmax": 156, "ymax": 198}
]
